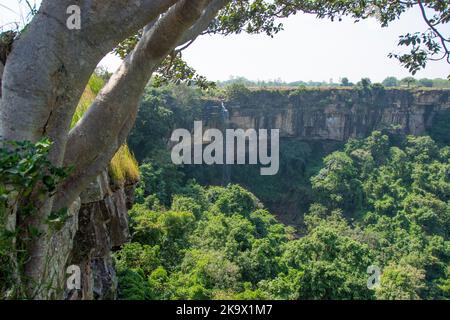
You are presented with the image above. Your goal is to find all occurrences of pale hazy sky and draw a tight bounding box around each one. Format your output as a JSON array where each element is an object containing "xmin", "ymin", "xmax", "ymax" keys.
[{"xmin": 1, "ymin": 0, "xmax": 449, "ymax": 83}]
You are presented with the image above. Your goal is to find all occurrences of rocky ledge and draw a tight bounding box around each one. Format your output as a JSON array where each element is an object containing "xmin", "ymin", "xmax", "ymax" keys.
[
  {"xmin": 205, "ymin": 88, "xmax": 450, "ymax": 141},
  {"xmin": 63, "ymin": 172, "xmax": 136, "ymax": 300}
]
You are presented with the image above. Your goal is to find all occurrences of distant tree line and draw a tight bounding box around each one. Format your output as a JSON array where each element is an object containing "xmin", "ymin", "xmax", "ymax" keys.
[{"xmin": 217, "ymin": 76, "xmax": 450, "ymax": 89}]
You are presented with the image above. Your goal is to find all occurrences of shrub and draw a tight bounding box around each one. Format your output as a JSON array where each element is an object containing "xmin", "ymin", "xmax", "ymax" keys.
[{"xmin": 0, "ymin": 139, "xmax": 68, "ymax": 298}]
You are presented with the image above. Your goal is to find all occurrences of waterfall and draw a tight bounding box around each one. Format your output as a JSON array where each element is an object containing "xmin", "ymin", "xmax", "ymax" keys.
[
  {"xmin": 220, "ymin": 101, "xmax": 229, "ymax": 122},
  {"xmin": 220, "ymin": 101, "xmax": 231, "ymax": 186}
]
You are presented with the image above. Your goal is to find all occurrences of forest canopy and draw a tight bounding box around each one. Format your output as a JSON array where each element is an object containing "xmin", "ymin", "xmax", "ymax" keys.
[{"xmin": 115, "ymin": 131, "xmax": 449, "ymax": 300}]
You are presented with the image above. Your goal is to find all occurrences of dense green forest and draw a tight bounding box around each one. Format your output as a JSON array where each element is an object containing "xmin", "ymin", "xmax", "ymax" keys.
[
  {"xmin": 110, "ymin": 81, "xmax": 450, "ymax": 300},
  {"xmin": 116, "ymin": 130, "xmax": 449, "ymax": 300}
]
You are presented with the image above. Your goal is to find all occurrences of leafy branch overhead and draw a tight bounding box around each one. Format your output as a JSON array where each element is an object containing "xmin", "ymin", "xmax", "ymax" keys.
[
  {"xmin": 112, "ymin": 0, "xmax": 449, "ymax": 83},
  {"xmin": 389, "ymin": 0, "xmax": 449, "ymax": 76},
  {"xmin": 114, "ymin": 33, "xmax": 215, "ymax": 89},
  {"xmin": 3, "ymin": 0, "xmax": 450, "ymax": 80},
  {"xmin": 209, "ymin": 0, "xmax": 449, "ymax": 76}
]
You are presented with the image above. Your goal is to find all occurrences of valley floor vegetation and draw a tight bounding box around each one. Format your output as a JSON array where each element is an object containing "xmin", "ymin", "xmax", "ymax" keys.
[{"xmin": 115, "ymin": 130, "xmax": 449, "ymax": 300}]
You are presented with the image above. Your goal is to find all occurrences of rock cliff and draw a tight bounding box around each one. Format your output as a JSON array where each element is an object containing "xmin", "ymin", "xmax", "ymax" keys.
[
  {"xmin": 199, "ymin": 88, "xmax": 450, "ymax": 227},
  {"xmin": 63, "ymin": 172, "xmax": 135, "ymax": 300},
  {"xmin": 206, "ymin": 88, "xmax": 450, "ymax": 141}
]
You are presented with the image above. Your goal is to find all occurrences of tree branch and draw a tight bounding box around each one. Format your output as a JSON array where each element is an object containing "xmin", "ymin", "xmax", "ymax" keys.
[
  {"xmin": 55, "ymin": 0, "xmax": 213, "ymax": 211},
  {"xmin": 0, "ymin": 0, "xmax": 178, "ymax": 164},
  {"xmin": 417, "ymin": 0, "xmax": 449, "ymax": 63},
  {"xmin": 176, "ymin": 0, "xmax": 231, "ymax": 49}
]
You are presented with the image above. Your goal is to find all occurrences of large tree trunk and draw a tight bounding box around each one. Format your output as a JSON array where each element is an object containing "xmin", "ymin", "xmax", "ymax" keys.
[
  {"xmin": 0, "ymin": 0, "xmax": 178, "ymax": 162},
  {"xmin": 0, "ymin": 0, "xmax": 224, "ymax": 299}
]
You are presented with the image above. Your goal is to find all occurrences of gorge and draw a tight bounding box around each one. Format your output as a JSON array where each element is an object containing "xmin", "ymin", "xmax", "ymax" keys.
[
  {"xmin": 6, "ymin": 85, "xmax": 449, "ymax": 299},
  {"xmin": 190, "ymin": 87, "xmax": 450, "ymax": 226},
  {"xmin": 205, "ymin": 88, "xmax": 450, "ymax": 141}
]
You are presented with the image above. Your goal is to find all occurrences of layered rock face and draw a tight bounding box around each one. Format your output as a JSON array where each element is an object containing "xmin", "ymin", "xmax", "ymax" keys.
[
  {"xmin": 201, "ymin": 88, "xmax": 450, "ymax": 226},
  {"xmin": 209, "ymin": 89, "xmax": 450, "ymax": 140},
  {"xmin": 64, "ymin": 172, "xmax": 135, "ymax": 300}
]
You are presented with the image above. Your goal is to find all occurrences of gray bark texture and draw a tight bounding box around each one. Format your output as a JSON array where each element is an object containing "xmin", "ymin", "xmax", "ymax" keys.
[
  {"xmin": 0, "ymin": 0, "xmax": 224, "ymax": 298},
  {"xmin": 0, "ymin": 61, "xmax": 4, "ymax": 97}
]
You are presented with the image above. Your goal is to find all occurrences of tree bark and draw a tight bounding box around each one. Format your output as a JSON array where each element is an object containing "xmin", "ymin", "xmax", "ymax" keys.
[
  {"xmin": 0, "ymin": 0, "xmax": 179, "ymax": 298},
  {"xmin": 176, "ymin": 0, "xmax": 231, "ymax": 48}
]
